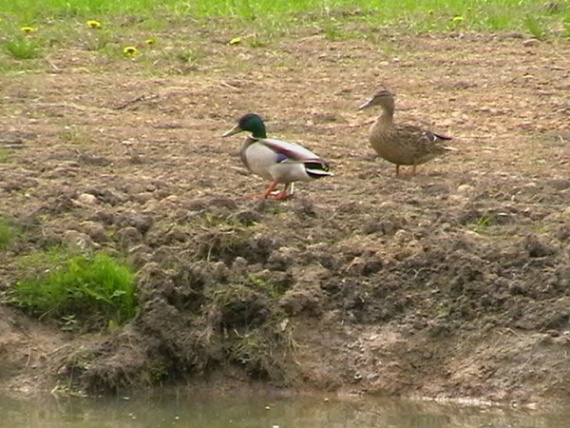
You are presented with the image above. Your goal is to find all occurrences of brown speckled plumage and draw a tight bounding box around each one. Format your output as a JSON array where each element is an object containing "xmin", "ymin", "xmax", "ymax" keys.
[{"xmin": 359, "ymin": 89, "xmax": 455, "ymax": 176}]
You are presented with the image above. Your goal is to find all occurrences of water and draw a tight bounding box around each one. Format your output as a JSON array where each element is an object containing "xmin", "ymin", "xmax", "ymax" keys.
[{"xmin": 1, "ymin": 390, "xmax": 569, "ymax": 428}]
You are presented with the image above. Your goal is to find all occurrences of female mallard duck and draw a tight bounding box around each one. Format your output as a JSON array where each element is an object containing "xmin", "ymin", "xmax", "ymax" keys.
[
  {"xmin": 222, "ymin": 113, "xmax": 332, "ymax": 199},
  {"xmin": 359, "ymin": 89, "xmax": 455, "ymax": 176}
]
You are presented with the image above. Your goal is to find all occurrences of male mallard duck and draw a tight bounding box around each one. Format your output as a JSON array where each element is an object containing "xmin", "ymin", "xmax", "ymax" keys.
[
  {"xmin": 222, "ymin": 113, "xmax": 332, "ymax": 199},
  {"xmin": 359, "ymin": 89, "xmax": 455, "ymax": 176}
]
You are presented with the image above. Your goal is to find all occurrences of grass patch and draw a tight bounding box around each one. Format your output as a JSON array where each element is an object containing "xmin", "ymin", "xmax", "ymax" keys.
[
  {"xmin": 0, "ymin": 148, "xmax": 11, "ymax": 163},
  {"xmin": 4, "ymin": 37, "xmax": 42, "ymax": 60},
  {"xmin": 0, "ymin": 218, "xmax": 13, "ymax": 250},
  {"xmin": 172, "ymin": 47, "xmax": 205, "ymax": 64},
  {"xmin": 81, "ymin": 29, "xmax": 111, "ymax": 51},
  {"xmin": 246, "ymin": 272, "xmax": 292, "ymax": 298},
  {"xmin": 0, "ymin": 0, "xmax": 568, "ymax": 38},
  {"xmin": 524, "ymin": 15, "xmax": 548, "ymax": 40},
  {"xmin": 473, "ymin": 215, "xmax": 493, "ymax": 234},
  {"xmin": 0, "ymin": 0, "xmax": 567, "ymax": 78},
  {"xmin": 11, "ymin": 250, "xmax": 136, "ymax": 331}
]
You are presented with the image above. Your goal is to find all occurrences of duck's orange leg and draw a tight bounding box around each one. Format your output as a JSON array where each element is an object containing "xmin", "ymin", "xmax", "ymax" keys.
[
  {"xmin": 268, "ymin": 183, "xmax": 294, "ymax": 200},
  {"xmin": 261, "ymin": 180, "xmax": 279, "ymax": 199}
]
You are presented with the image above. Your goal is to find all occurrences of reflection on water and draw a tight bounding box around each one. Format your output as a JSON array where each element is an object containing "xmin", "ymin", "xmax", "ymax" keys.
[{"xmin": 1, "ymin": 389, "xmax": 569, "ymax": 428}]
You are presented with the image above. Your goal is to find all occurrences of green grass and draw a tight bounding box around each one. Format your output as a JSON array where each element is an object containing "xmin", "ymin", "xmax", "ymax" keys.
[
  {"xmin": 11, "ymin": 250, "xmax": 136, "ymax": 331},
  {"xmin": 524, "ymin": 15, "xmax": 548, "ymax": 40},
  {"xmin": 3, "ymin": 37, "xmax": 42, "ymax": 60},
  {"xmin": 0, "ymin": 0, "xmax": 567, "ymax": 35},
  {"xmin": 0, "ymin": 218, "xmax": 13, "ymax": 250},
  {"xmin": 0, "ymin": 0, "xmax": 566, "ymax": 74},
  {"xmin": 0, "ymin": 148, "xmax": 10, "ymax": 163},
  {"xmin": 473, "ymin": 215, "xmax": 493, "ymax": 234}
]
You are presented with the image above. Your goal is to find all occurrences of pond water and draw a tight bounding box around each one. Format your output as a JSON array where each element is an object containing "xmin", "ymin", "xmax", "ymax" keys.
[{"xmin": 1, "ymin": 389, "xmax": 569, "ymax": 428}]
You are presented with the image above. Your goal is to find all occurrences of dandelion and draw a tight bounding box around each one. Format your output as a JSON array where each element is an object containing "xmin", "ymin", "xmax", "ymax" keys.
[
  {"xmin": 21, "ymin": 26, "xmax": 36, "ymax": 33},
  {"xmin": 87, "ymin": 20, "xmax": 102, "ymax": 29},
  {"xmin": 229, "ymin": 37, "xmax": 242, "ymax": 45},
  {"xmin": 145, "ymin": 38, "xmax": 156, "ymax": 45},
  {"xmin": 123, "ymin": 46, "xmax": 138, "ymax": 56},
  {"xmin": 452, "ymin": 16, "xmax": 464, "ymax": 24}
]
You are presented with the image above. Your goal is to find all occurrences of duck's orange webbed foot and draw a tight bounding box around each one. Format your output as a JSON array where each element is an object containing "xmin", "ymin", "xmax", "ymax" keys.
[
  {"xmin": 267, "ymin": 191, "xmax": 292, "ymax": 200},
  {"xmin": 253, "ymin": 180, "xmax": 279, "ymax": 199}
]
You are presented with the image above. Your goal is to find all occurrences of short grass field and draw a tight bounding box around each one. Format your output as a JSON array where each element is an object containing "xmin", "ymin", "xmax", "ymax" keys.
[
  {"xmin": 1, "ymin": 0, "xmax": 569, "ymax": 59},
  {"xmin": 2, "ymin": 0, "xmax": 569, "ymax": 30}
]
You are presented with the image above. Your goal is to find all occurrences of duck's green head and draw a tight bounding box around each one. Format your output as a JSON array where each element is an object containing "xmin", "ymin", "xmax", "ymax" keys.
[{"xmin": 222, "ymin": 113, "xmax": 267, "ymax": 139}]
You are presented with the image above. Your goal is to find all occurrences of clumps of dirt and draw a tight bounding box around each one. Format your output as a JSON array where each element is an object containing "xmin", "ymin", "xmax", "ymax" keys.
[
  {"xmin": 1, "ymin": 30, "xmax": 569, "ymax": 404},
  {"xmin": 50, "ymin": 183, "xmax": 568, "ymax": 400},
  {"xmin": 2, "ymin": 171, "xmax": 569, "ymax": 403},
  {"xmin": 58, "ymin": 203, "xmax": 302, "ymax": 392}
]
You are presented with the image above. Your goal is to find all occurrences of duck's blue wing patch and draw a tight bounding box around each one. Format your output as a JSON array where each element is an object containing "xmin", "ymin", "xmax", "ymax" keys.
[{"xmin": 275, "ymin": 153, "xmax": 289, "ymax": 163}]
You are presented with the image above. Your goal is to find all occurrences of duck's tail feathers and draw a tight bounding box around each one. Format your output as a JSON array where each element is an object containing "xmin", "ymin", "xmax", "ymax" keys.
[{"xmin": 305, "ymin": 160, "xmax": 333, "ymax": 179}]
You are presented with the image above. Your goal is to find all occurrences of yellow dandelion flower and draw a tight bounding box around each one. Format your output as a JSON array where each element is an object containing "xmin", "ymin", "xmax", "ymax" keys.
[
  {"xmin": 123, "ymin": 46, "xmax": 138, "ymax": 56},
  {"xmin": 87, "ymin": 20, "xmax": 102, "ymax": 29},
  {"xmin": 21, "ymin": 26, "xmax": 36, "ymax": 33},
  {"xmin": 145, "ymin": 38, "xmax": 156, "ymax": 45}
]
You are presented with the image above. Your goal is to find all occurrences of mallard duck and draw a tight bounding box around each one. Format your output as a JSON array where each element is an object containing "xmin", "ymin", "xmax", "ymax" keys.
[
  {"xmin": 359, "ymin": 89, "xmax": 455, "ymax": 176},
  {"xmin": 222, "ymin": 113, "xmax": 332, "ymax": 199}
]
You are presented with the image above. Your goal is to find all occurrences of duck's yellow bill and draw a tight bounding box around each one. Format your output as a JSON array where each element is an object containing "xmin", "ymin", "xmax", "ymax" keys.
[{"xmin": 222, "ymin": 124, "xmax": 243, "ymax": 137}]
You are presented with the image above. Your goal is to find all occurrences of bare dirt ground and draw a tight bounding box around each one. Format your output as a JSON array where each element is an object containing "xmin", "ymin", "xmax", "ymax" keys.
[{"xmin": 1, "ymin": 24, "xmax": 569, "ymax": 406}]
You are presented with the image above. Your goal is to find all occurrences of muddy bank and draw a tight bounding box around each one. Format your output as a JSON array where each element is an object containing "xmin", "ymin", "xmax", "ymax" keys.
[{"xmin": 0, "ymin": 29, "xmax": 569, "ymax": 405}]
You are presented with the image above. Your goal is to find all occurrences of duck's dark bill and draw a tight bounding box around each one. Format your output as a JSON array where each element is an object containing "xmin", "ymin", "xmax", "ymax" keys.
[{"xmin": 358, "ymin": 99, "xmax": 373, "ymax": 110}]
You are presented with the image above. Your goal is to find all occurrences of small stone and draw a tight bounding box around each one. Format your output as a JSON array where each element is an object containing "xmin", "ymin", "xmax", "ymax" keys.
[
  {"xmin": 394, "ymin": 229, "xmax": 413, "ymax": 244},
  {"xmin": 456, "ymin": 184, "xmax": 475, "ymax": 195},
  {"xmin": 231, "ymin": 257, "xmax": 248, "ymax": 274},
  {"xmin": 523, "ymin": 39, "xmax": 540, "ymax": 47},
  {"xmin": 63, "ymin": 230, "xmax": 95, "ymax": 250},
  {"xmin": 76, "ymin": 193, "xmax": 98, "ymax": 205}
]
